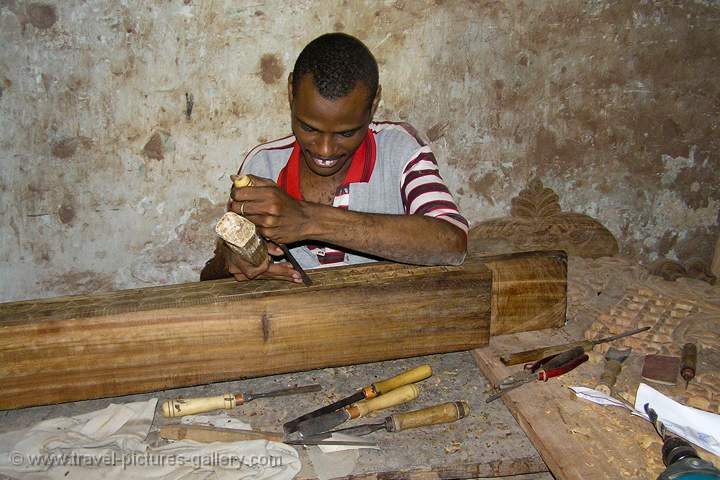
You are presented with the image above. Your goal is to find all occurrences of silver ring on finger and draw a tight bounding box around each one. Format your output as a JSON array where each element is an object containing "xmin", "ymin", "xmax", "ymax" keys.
[{"xmin": 240, "ymin": 202, "xmax": 245, "ymax": 216}]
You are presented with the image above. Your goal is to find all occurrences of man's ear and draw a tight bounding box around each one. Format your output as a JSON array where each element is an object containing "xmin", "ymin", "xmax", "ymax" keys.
[
  {"xmin": 287, "ymin": 72, "xmax": 294, "ymax": 108},
  {"xmin": 370, "ymin": 84, "xmax": 382, "ymax": 118}
]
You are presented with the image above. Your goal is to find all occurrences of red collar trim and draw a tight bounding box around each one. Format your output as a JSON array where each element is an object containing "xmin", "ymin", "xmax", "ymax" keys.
[{"xmin": 277, "ymin": 129, "xmax": 376, "ymax": 200}]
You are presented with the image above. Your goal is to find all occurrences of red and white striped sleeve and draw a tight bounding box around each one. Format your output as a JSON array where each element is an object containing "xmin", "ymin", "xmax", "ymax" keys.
[{"xmin": 400, "ymin": 145, "xmax": 469, "ymax": 234}]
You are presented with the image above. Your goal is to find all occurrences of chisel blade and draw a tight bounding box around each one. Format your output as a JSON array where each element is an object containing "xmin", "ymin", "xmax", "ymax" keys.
[
  {"xmin": 283, "ymin": 391, "xmax": 364, "ymax": 435},
  {"xmin": 297, "ymin": 409, "xmax": 351, "ymax": 437}
]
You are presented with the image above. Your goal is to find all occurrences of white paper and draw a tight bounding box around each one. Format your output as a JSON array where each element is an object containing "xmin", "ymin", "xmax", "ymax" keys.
[
  {"xmin": 633, "ymin": 383, "xmax": 720, "ymax": 457},
  {"xmin": 569, "ymin": 383, "xmax": 720, "ymax": 457},
  {"xmin": 569, "ymin": 387, "xmax": 635, "ymax": 410}
]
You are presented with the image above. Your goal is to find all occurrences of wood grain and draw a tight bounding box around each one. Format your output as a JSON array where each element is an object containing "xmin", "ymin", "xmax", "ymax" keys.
[
  {"xmin": 469, "ymin": 178, "xmax": 619, "ymax": 259},
  {"xmin": 483, "ymin": 250, "xmax": 567, "ymax": 335},
  {"xmin": 473, "ymin": 330, "xmax": 666, "ymax": 479},
  {"xmin": 0, "ymin": 251, "xmax": 566, "ymax": 410}
]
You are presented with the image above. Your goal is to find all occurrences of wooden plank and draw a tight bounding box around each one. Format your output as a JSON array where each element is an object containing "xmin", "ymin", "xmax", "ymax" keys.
[
  {"xmin": 0, "ymin": 260, "xmax": 490, "ymax": 410},
  {"xmin": 0, "ymin": 251, "xmax": 567, "ymax": 410},
  {"xmin": 473, "ymin": 328, "xmax": 720, "ymax": 479}
]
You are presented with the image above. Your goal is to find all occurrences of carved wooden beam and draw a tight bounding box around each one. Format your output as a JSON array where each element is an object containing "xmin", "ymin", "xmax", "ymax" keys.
[{"xmin": 0, "ymin": 251, "xmax": 566, "ymax": 410}]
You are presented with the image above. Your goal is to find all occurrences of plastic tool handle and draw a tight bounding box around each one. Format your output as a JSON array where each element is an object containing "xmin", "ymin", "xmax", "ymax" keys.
[
  {"xmin": 162, "ymin": 393, "xmax": 236, "ymax": 418},
  {"xmin": 387, "ymin": 401, "xmax": 470, "ymax": 432},
  {"xmin": 348, "ymin": 384, "xmax": 419, "ymax": 418},
  {"xmin": 540, "ymin": 352, "xmax": 589, "ymax": 381},
  {"xmin": 373, "ymin": 365, "xmax": 432, "ymax": 395}
]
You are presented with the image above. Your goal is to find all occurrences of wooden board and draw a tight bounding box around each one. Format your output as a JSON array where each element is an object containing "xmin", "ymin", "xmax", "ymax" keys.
[
  {"xmin": 473, "ymin": 328, "xmax": 720, "ymax": 479},
  {"xmin": 483, "ymin": 251, "xmax": 567, "ymax": 335},
  {"xmin": 0, "ymin": 251, "xmax": 566, "ymax": 410},
  {"xmin": 0, "ymin": 260, "xmax": 489, "ymax": 410}
]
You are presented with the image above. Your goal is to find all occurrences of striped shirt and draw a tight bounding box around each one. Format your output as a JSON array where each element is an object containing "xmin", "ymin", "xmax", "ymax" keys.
[{"xmin": 239, "ymin": 121, "xmax": 468, "ymax": 269}]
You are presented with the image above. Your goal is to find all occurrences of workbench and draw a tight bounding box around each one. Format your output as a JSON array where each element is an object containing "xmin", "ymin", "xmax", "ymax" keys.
[{"xmin": 0, "ymin": 352, "xmax": 548, "ymax": 480}]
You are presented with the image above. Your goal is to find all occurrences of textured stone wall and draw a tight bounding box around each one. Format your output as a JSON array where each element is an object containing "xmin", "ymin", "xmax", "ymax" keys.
[{"xmin": 1, "ymin": 0, "xmax": 718, "ymax": 302}]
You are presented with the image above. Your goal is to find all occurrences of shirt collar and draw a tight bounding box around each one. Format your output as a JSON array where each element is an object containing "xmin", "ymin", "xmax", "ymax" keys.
[{"xmin": 278, "ymin": 129, "xmax": 376, "ymax": 200}]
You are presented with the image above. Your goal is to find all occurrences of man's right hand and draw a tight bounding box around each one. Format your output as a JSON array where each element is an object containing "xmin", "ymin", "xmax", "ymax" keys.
[{"xmin": 222, "ymin": 241, "xmax": 303, "ymax": 283}]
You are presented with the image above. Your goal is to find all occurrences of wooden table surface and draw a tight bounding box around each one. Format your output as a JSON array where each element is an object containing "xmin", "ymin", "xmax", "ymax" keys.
[
  {"xmin": 0, "ymin": 351, "xmax": 547, "ymax": 480},
  {"xmin": 474, "ymin": 327, "xmax": 720, "ymax": 480}
]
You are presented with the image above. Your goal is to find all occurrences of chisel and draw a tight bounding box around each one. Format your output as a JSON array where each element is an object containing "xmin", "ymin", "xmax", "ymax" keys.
[
  {"xmin": 283, "ymin": 364, "xmax": 432, "ymax": 434},
  {"xmin": 230, "ymin": 174, "xmax": 312, "ymax": 286},
  {"xmin": 313, "ymin": 401, "xmax": 470, "ymax": 438},
  {"xmin": 159, "ymin": 425, "xmax": 377, "ymax": 447},
  {"xmin": 162, "ymin": 385, "xmax": 322, "ymax": 418},
  {"xmin": 500, "ymin": 326, "xmax": 651, "ymax": 366},
  {"xmin": 295, "ymin": 384, "xmax": 420, "ymax": 437}
]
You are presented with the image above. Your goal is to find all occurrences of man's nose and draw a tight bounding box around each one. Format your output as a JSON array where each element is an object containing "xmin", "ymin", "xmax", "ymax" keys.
[{"xmin": 315, "ymin": 134, "xmax": 336, "ymax": 158}]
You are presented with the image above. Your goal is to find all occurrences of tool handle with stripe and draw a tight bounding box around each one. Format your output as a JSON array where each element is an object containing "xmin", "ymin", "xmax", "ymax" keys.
[
  {"xmin": 387, "ymin": 401, "xmax": 470, "ymax": 432},
  {"xmin": 348, "ymin": 384, "xmax": 419, "ymax": 418},
  {"xmin": 161, "ymin": 393, "xmax": 237, "ymax": 418},
  {"xmin": 373, "ymin": 365, "xmax": 432, "ymax": 395}
]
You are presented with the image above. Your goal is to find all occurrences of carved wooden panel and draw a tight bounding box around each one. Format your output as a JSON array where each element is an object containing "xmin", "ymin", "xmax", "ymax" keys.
[{"xmin": 469, "ymin": 178, "xmax": 619, "ymax": 258}]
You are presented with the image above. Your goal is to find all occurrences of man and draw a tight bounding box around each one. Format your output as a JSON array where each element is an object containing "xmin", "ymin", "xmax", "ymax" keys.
[{"xmin": 201, "ymin": 33, "xmax": 468, "ymax": 283}]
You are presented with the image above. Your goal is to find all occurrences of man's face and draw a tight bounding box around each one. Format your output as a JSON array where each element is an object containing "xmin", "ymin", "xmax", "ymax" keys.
[{"xmin": 289, "ymin": 74, "xmax": 379, "ymax": 179}]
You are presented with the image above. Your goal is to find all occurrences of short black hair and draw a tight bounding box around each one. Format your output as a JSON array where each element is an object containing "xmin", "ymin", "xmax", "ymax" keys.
[{"xmin": 292, "ymin": 33, "xmax": 379, "ymax": 107}]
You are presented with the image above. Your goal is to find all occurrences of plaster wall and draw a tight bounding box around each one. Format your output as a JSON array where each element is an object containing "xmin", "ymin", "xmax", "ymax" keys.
[{"xmin": 1, "ymin": 0, "xmax": 718, "ymax": 302}]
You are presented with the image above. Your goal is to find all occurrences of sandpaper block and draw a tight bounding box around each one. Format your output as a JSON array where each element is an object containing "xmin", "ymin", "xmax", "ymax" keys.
[{"xmin": 641, "ymin": 354, "xmax": 680, "ymax": 385}]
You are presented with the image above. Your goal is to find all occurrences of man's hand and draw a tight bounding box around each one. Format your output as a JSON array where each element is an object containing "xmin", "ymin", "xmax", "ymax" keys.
[
  {"xmin": 229, "ymin": 175, "xmax": 311, "ymax": 245},
  {"xmin": 222, "ymin": 241, "xmax": 303, "ymax": 283}
]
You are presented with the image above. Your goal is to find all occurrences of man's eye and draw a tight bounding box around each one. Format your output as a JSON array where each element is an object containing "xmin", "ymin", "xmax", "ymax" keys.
[
  {"xmin": 339, "ymin": 130, "xmax": 356, "ymax": 138},
  {"xmin": 300, "ymin": 124, "xmax": 315, "ymax": 132}
]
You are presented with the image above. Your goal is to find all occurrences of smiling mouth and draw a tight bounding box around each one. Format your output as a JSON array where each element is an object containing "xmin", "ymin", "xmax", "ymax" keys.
[{"xmin": 311, "ymin": 155, "xmax": 341, "ymax": 168}]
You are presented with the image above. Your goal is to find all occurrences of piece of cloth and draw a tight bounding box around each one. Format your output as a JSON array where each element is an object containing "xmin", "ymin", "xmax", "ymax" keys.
[
  {"xmin": 0, "ymin": 398, "xmax": 301, "ymax": 480},
  {"xmin": 239, "ymin": 121, "xmax": 469, "ymax": 269}
]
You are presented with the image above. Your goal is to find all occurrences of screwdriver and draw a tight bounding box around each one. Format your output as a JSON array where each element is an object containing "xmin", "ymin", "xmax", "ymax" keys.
[
  {"xmin": 680, "ymin": 343, "xmax": 697, "ymax": 390},
  {"xmin": 313, "ymin": 401, "xmax": 470, "ymax": 438},
  {"xmin": 162, "ymin": 384, "xmax": 322, "ymax": 417}
]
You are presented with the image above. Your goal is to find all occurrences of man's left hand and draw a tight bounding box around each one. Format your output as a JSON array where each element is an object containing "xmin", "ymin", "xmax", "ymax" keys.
[{"xmin": 230, "ymin": 175, "xmax": 311, "ymax": 245}]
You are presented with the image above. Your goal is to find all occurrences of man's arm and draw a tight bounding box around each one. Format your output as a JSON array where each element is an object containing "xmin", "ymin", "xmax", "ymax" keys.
[
  {"xmin": 303, "ymin": 203, "xmax": 467, "ymax": 265},
  {"xmin": 233, "ymin": 176, "xmax": 467, "ymax": 266}
]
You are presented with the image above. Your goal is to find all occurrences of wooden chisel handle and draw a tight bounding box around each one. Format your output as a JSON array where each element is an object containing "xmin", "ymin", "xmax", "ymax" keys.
[
  {"xmin": 372, "ymin": 364, "xmax": 432, "ymax": 395},
  {"xmin": 162, "ymin": 393, "xmax": 237, "ymax": 418},
  {"xmin": 387, "ymin": 401, "xmax": 470, "ymax": 432},
  {"xmin": 500, "ymin": 340, "xmax": 592, "ymax": 366},
  {"xmin": 160, "ymin": 425, "xmax": 284, "ymax": 443},
  {"xmin": 348, "ymin": 384, "xmax": 419, "ymax": 418}
]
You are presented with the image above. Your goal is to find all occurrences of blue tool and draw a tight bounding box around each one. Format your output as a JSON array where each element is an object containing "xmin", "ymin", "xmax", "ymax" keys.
[{"xmin": 644, "ymin": 403, "xmax": 720, "ymax": 480}]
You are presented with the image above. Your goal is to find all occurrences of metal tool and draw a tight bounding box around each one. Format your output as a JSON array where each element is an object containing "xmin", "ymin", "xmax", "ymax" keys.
[
  {"xmin": 162, "ymin": 384, "xmax": 322, "ymax": 418},
  {"xmin": 231, "ymin": 174, "xmax": 312, "ymax": 286},
  {"xmin": 296, "ymin": 384, "xmax": 420, "ymax": 437},
  {"xmin": 283, "ymin": 364, "xmax": 432, "ymax": 435},
  {"xmin": 595, "ymin": 347, "xmax": 632, "ymax": 395},
  {"xmin": 644, "ymin": 403, "xmax": 720, "ymax": 479},
  {"xmin": 159, "ymin": 424, "xmax": 377, "ymax": 447},
  {"xmin": 311, "ymin": 401, "xmax": 470, "ymax": 438},
  {"xmin": 500, "ymin": 326, "xmax": 650, "ymax": 366},
  {"xmin": 680, "ymin": 343, "xmax": 697, "ymax": 390},
  {"xmin": 487, "ymin": 346, "xmax": 589, "ymax": 403}
]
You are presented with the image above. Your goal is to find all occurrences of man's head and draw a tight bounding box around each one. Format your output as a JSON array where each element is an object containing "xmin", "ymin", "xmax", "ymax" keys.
[{"xmin": 288, "ymin": 33, "xmax": 381, "ymax": 179}]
